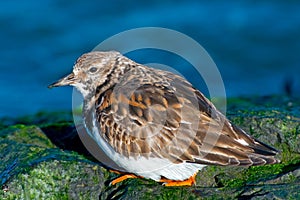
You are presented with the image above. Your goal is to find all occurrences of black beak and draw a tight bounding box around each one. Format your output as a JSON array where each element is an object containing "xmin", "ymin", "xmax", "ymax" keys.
[{"xmin": 48, "ymin": 72, "xmax": 75, "ymax": 88}]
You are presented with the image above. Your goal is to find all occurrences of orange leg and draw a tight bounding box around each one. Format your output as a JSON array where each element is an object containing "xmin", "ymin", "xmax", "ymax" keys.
[
  {"xmin": 110, "ymin": 174, "xmax": 140, "ymax": 186},
  {"xmin": 109, "ymin": 169, "xmax": 125, "ymax": 174},
  {"xmin": 159, "ymin": 172, "xmax": 197, "ymax": 187},
  {"xmin": 109, "ymin": 169, "xmax": 143, "ymax": 186}
]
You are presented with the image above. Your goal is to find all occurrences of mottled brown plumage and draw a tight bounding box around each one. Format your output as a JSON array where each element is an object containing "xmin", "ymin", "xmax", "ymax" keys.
[{"xmin": 49, "ymin": 50, "xmax": 279, "ymax": 186}]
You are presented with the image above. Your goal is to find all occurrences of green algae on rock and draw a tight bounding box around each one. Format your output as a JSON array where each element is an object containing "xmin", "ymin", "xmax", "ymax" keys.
[
  {"xmin": 0, "ymin": 96, "xmax": 299, "ymax": 199},
  {"xmin": 0, "ymin": 124, "xmax": 108, "ymax": 199}
]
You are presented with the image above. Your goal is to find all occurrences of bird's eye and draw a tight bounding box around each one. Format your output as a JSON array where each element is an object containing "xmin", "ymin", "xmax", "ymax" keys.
[{"xmin": 88, "ymin": 66, "xmax": 98, "ymax": 73}]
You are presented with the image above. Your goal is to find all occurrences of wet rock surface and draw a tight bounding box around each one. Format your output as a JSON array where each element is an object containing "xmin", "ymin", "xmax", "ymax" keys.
[{"xmin": 0, "ymin": 96, "xmax": 299, "ymax": 199}]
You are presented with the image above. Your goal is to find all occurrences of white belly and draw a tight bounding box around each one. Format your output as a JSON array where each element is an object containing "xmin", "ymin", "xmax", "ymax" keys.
[{"xmin": 85, "ymin": 116, "xmax": 205, "ymax": 181}]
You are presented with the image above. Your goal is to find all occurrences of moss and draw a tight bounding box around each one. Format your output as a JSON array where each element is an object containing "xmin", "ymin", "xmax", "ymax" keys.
[
  {"xmin": 220, "ymin": 164, "xmax": 284, "ymax": 188},
  {"xmin": 103, "ymin": 181, "xmax": 201, "ymax": 200},
  {"xmin": 149, "ymin": 187, "xmax": 198, "ymax": 200},
  {"xmin": 1, "ymin": 95, "xmax": 300, "ymax": 199},
  {"xmin": 1, "ymin": 160, "xmax": 105, "ymax": 200},
  {"xmin": 3, "ymin": 125, "xmax": 55, "ymax": 148},
  {"xmin": 0, "ymin": 123, "xmax": 103, "ymax": 198}
]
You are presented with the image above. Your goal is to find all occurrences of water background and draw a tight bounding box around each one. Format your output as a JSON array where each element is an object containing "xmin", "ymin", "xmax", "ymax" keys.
[{"xmin": 0, "ymin": 0, "xmax": 299, "ymax": 118}]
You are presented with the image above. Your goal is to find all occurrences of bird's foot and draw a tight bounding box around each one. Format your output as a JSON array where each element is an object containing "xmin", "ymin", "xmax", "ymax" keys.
[
  {"xmin": 159, "ymin": 172, "xmax": 197, "ymax": 186},
  {"xmin": 109, "ymin": 169, "xmax": 143, "ymax": 186},
  {"xmin": 110, "ymin": 174, "xmax": 141, "ymax": 186}
]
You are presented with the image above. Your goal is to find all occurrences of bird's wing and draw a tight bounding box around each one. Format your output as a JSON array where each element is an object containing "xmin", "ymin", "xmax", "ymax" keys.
[{"xmin": 96, "ymin": 72, "xmax": 278, "ymax": 166}]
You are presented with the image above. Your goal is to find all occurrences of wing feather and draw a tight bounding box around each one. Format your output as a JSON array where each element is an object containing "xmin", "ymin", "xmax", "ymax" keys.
[{"xmin": 95, "ymin": 68, "xmax": 278, "ymax": 166}]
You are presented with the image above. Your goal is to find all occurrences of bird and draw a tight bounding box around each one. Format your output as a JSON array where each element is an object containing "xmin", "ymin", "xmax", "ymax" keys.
[{"xmin": 48, "ymin": 51, "xmax": 279, "ymax": 186}]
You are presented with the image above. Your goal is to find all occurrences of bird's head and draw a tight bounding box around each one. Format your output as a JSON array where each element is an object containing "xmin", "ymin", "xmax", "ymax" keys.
[{"xmin": 48, "ymin": 51, "xmax": 123, "ymax": 97}]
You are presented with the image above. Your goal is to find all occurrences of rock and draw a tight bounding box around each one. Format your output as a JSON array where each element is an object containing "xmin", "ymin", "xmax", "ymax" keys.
[
  {"xmin": 0, "ymin": 96, "xmax": 299, "ymax": 199},
  {"xmin": 0, "ymin": 124, "xmax": 108, "ymax": 199}
]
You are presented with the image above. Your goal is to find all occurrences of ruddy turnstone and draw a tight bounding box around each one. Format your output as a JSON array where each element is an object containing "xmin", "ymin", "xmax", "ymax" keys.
[{"xmin": 49, "ymin": 51, "xmax": 278, "ymax": 186}]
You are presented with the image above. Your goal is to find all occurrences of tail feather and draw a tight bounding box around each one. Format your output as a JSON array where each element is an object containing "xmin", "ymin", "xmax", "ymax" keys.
[
  {"xmin": 231, "ymin": 124, "xmax": 279, "ymax": 165},
  {"xmin": 190, "ymin": 138, "xmax": 279, "ymax": 166},
  {"xmin": 249, "ymin": 140, "xmax": 278, "ymax": 156},
  {"xmin": 248, "ymin": 155, "xmax": 278, "ymax": 166}
]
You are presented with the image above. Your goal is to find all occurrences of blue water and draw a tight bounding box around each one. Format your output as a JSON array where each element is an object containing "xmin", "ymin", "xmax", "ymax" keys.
[{"xmin": 0, "ymin": 0, "xmax": 299, "ymax": 118}]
